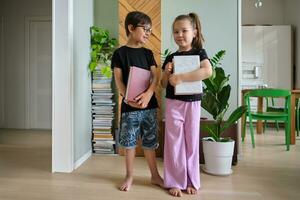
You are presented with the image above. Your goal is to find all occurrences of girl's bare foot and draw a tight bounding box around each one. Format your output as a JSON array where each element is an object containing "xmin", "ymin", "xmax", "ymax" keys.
[
  {"xmin": 151, "ymin": 175, "xmax": 164, "ymax": 188},
  {"xmin": 169, "ymin": 188, "xmax": 182, "ymax": 197},
  {"xmin": 119, "ymin": 176, "xmax": 133, "ymax": 191},
  {"xmin": 186, "ymin": 186, "xmax": 197, "ymax": 195}
]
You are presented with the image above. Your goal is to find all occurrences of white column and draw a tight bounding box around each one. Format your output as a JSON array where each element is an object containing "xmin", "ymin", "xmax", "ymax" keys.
[{"xmin": 52, "ymin": 0, "xmax": 74, "ymax": 173}]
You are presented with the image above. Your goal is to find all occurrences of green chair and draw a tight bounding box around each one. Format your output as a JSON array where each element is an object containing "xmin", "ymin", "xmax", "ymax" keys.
[{"xmin": 242, "ymin": 88, "xmax": 291, "ymax": 151}]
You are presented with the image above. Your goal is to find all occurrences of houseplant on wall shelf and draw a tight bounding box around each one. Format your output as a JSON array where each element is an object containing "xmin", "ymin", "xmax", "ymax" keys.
[
  {"xmin": 201, "ymin": 50, "xmax": 247, "ymax": 175},
  {"xmin": 89, "ymin": 26, "xmax": 117, "ymax": 77}
]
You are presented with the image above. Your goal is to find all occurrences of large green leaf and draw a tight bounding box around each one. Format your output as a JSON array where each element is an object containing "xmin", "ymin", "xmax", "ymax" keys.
[
  {"xmin": 203, "ymin": 77, "xmax": 217, "ymax": 92},
  {"xmin": 210, "ymin": 50, "xmax": 225, "ymax": 69},
  {"xmin": 200, "ymin": 123, "xmax": 219, "ymax": 141},
  {"xmin": 217, "ymin": 85, "xmax": 231, "ymax": 113},
  {"xmin": 220, "ymin": 105, "xmax": 247, "ymax": 134},
  {"xmin": 201, "ymin": 91, "xmax": 220, "ymax": 119},
  {"xmin": 213, "ymin": 67, "xmax": 228, "ymax": 90}
]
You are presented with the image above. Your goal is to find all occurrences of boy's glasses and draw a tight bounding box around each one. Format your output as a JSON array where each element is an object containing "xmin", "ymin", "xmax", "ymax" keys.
[{"xmin": 136, "ymin": 25, "xmax": 152, "ymax": 34}]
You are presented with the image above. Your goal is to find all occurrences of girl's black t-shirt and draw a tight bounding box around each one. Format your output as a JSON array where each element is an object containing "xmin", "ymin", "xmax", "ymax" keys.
[
  {"xmin": 111, "ymin": 46, "xmax": 158, "ymax": 113},
  {"xmin": 162, "ymin": 48, "xmax": 209, "ymax": 102}
]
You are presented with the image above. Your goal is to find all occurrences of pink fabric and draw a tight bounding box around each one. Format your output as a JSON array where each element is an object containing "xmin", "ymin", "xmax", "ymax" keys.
[{"xmin": 164, "ymin": 98, "xmax": 201, "ymax": 190}]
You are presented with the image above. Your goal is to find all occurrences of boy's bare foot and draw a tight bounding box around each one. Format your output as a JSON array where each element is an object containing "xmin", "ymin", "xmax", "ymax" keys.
[
  {"xmin": 186, "ymin": 186, "xmax": 197, "ymax": 195},
  {"xmin": 169, "ymin": 188, "xmax": 182, "ymax": 197},
  {"xmin": 151, "ymin": 175, "xmax": 164, "ymax": 188},
  {"xmin": 119, "ymin": 176, "xmax": 133, "ymax": 191}
]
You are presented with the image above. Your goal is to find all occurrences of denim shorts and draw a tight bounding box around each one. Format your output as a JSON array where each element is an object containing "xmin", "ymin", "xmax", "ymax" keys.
[{"xmin": 119, "ymin": 109, "xmax": 158, "ymax": 149}]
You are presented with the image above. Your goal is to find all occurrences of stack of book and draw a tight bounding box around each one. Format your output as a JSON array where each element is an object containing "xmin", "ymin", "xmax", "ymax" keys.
[{"xmin": 91, "ymin": 69, "xmax": 115, "ymax": 154}]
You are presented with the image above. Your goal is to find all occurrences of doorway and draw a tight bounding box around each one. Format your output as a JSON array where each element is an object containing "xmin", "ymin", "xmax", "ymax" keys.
[
  {"xmin": 0, "ymin": 0, "xmax": 52, "ymax": 173},
  {"xmin": 25, "ymin": 17, "xmax": 52, "ymax": 129}
]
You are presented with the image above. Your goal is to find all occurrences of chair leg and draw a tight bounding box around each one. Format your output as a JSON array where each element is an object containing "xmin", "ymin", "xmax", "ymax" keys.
[
  {"xmin": 242, "ymin": 114, "xmax": 247, "ymax": 142},
  {"xmin": 297, "ymin": 99, "xmax": 299, "ymax": 137},
  {"xmin": 263, "ymin": 120, "xmax": 280, "ymax": 132},
  {"xmin": 249, "ymin": 117, "xmax": 255, "ymax": 148},
  {"xmin": 285, "ymin": 121, "xmax": 290, "ymax": 151},
  {"xmin": 297, "ymin": 109, "xmax": 299, "ymax": 137},
  {"xmin": 275, "ymin": 120, "xmax": 279, "ymax": 131},
  {"xmin": 263, "ymin": 120, "xmax": 267, "ymax": 133}
]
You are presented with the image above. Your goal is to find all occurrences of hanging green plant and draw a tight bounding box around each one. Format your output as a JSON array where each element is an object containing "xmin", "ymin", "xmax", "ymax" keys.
[{"xmin": 89, "ymin": 26, "xmax": 118, "ymax": 78}]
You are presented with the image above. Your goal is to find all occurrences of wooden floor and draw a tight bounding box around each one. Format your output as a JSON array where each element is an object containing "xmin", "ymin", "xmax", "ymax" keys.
[{"xmin": 0, "ymin": 128, "xmax": 300, "ymax": 200}]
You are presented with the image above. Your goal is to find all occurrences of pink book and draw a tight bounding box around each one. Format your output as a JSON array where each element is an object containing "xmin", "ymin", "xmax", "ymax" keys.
[{"xmin": 125, "ymin": 66, "xmax": 151, "ymax": 101}]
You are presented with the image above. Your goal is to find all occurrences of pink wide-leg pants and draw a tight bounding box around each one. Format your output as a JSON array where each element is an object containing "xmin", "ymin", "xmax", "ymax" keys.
[{"xmin": 164, "ymin": 98, "xmax": 201, "ymax": 190}]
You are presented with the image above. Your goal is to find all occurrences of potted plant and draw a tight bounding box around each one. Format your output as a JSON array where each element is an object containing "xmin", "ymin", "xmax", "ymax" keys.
[
  {"xmin": 89, "ymin": 26, "xmax": 118, "ymax": 77},
  {"xmin": 201, "ymin": 50, "xmax": 247, "ymax": 175}
]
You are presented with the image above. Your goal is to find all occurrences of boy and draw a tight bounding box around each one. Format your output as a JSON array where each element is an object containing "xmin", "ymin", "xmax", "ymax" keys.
[{"xmin": 111, "ymin": 11, "xmax": 163, "ymax": 191}]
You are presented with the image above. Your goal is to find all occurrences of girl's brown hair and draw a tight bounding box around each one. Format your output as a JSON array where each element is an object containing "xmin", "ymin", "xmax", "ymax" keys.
[{"xmin": 172, "ymin": 13, "xmax": 205, "ymax": 49}]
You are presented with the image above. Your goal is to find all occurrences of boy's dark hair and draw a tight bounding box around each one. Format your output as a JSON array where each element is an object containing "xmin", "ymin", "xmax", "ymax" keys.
[
  {"xmin": 173, "ymin": 13, "xmax": 204, "ymax": 49},
  {"xmin": 125, "ymin": 11, "xmax": 152, "ymax": 36}
]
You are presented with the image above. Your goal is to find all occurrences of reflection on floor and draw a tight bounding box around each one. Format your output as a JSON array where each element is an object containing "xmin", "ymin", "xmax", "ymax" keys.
[{"xmin": 0, "ymin": 128, "xmax": 299, "ymax": 200}]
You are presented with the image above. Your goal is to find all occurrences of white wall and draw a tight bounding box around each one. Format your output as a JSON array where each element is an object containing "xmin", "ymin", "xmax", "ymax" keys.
[
  {"xmin": 284, "ymin": 0, "xmax": 300, "ymax": 89},
  {"xmin": 73, "ymin": 0, "xmax": 93, "ymax": 164},
  {"xmin": 0, "ymin": 0, "xmax": 51, "ymax": 128},
  {"xmin": 162, "ymin": 0, "xmax": 239, "ymax": 119},
  {"xmin": 94, "ymin": 0, "xmax": 118, "ymax": 39},
  {"xmin": 242, "ymin": 0, "xmax": 284, "ymax": 25}
]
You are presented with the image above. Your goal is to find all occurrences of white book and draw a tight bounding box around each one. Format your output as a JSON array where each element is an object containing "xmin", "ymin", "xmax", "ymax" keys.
[{"xmin": 173, "ymin": 55, "xmax": 202, "ymax": 95}]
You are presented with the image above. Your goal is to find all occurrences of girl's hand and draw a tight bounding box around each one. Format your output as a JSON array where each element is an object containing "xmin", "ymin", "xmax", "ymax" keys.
[
  {"xmin": 134, "ymin": 90, "xmax": 153, "ymax": 108},
  {"xmin": 169, "ymin": 74, "xmax": 182, "ymax": 86},
  {"xmin": 164, "ymin": 62, "xmax": 173, "ymax": 75}
]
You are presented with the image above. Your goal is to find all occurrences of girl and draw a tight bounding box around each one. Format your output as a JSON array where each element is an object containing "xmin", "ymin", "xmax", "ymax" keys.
[
  {"xmin": 161, "ymin": 13, "xmax": 212, "ymax": 197},
  {"xmin": 111, "ymin": 11, "xmax": 163, "ymax": 191}
]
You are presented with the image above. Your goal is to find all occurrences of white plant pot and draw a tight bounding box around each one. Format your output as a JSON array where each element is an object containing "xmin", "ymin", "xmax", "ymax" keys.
[{"xmin": 202, "ymin": 139, "xmax": 235, "ymax": 176}]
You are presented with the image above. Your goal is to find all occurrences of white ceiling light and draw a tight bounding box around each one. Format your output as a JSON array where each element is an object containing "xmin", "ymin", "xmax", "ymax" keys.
[{"xmin": 255, "ymin": 0, "xmax": 263, "ymax": 8}]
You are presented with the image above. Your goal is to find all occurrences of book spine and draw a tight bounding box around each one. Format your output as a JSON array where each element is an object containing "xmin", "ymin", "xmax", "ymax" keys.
[{"xmin": 125, "ymin": 66, "xmax": 132, "ymax": 100}]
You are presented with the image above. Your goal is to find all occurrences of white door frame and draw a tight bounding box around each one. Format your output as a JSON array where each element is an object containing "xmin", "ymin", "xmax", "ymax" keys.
[
  {"xmin": 237, "ymin": 0, "xmax": 242, "ymax": 157},
  {"xmin": 52, "ymin": 0, "xmax": 74, "ymax": 173},
  {"xmin": 25, "ymin": 16, "xmax": 52, "ymax": 129},
  {"xmin": 0, "ymin": 16, "xmax": 4, "ymax": 128}
]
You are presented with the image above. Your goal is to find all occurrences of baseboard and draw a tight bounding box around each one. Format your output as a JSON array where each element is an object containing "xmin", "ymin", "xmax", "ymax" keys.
[{"xmin": 74, "ymin": 150, "xmax": 92, "ymax": 170}]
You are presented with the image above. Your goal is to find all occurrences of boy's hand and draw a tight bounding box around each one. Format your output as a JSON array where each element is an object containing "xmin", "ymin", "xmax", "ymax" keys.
[
  {"xmin": 134, "ymin": 90, "xmax": 153, "ymax": 108},
  {"xmin": 169, "ymin": 74, "xmax": 182, "ymax": 86}
]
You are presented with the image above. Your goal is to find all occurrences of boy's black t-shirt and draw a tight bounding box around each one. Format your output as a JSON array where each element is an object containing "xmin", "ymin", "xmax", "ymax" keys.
[
  {"xmin": 162, "ymin": 48, "xmax": 209, "ymax": 102},
  {"xmin": 111, "ymin": 45, "xmax": 158, "ymax": 113}
]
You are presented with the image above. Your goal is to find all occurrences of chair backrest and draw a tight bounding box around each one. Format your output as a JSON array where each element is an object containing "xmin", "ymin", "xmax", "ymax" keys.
[
  {"xmin": 244, "ymin": 88, "xmax": 291, "ymax": 111},
  {"xmin": 245, "ymin": 88, "xmax": 291, "ymax": 98}
]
